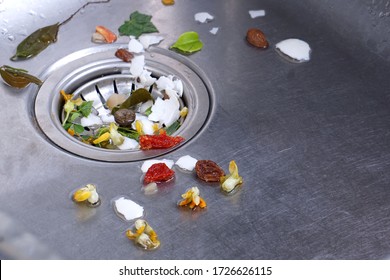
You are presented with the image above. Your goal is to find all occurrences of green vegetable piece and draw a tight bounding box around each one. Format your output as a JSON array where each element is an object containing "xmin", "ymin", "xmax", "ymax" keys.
[
  {"xmin": 10, "ymin": 23, "xmax": 60, "ymax": 61},
  {"xmin": 78, "ymin": 101, "xmax": 93, "ymax": 117},
  {"xmin": 0, "ymin": 65, "xmax": 43, "ymax": 89},
  {"xmin": 73, "ymin": 124, "xmax": 85, "ymax": 134},
  {"xmin": 164, "ymin": 121, "xmax": 181, "ymax": 135},
  {"xmin": 116, "ymin": 88, "xmax": 153, "ymax": 111},
  {"xmin": 118, "ymin": 11, "xmax": 159, "ymax": 38},
  {"xmin": 170, "ymin": 31, "xmax": 203, "ymax": 54}
]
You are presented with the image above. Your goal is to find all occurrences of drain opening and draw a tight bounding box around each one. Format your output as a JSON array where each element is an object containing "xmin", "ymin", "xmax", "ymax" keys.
[{"xmin": 34, "ymin": 46, "xmax": 211, "ymax": 162}]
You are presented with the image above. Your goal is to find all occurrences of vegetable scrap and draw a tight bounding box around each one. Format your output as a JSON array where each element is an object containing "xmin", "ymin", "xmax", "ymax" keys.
[
  {"xmin": 170, "ymin": 31, "xmax": 203, "ymax": 54},
  {"xmin": 162, "ymin": 0, "xmax": 175, "ymax": 6},
  {"xmin": 114, "ymin": 197, "xmax": 144, "ymax": 221},
  {"xmin": 118, "ymin": 11, "xmax": 159, "ymax": 38},
  {"xmin": 178, "ymin": 186, "xmax": 207, "ymax": 210},
  {"xmin": 0, "ymin": 65, "xmax": 42, "ymax": 89},
  {"xmin": 144, "ymin": 162, "xmax": 175, "ymax": 183},
  {"xmin": 275, "ymin": 38, "xmax": 311, "ymax": 63},
  {"xmin": 246, "ymin": 28, "xmax": 269, "ymax": 49},
  {"xmin": 72, "ymin": 183, "xmax": 101, "ymax": 207},
  {"xmin": 139, "ymin": 131, "xmax": 184, "ymax": 150},
  {"xmin": 249, "ymin": 10, "xmax": 266, "ymax": 18},
  {"xmin": 195, "ymin": 160, "xmax": 225, "ymax": 182},
  {"xmin": 194, "ymin": 12, "xmax": 214, "ymax": 23},
  {"xmin": 10, "ymin": 0, "xmax": 112, "ymax": 61},
  {"xmin": 92, "ymin": 25, "xmax": 117, "ymax": 43},
  {"xmin": 126, "ymin": 219, "xmax": 160, "ymax": 250},
  {"xmin": 220, "ymin": 160, "xmax": 243, "ymax": 193},
  {"xmin": 175, "ymin": 155, "xmax": 198, "ymax": 171}
]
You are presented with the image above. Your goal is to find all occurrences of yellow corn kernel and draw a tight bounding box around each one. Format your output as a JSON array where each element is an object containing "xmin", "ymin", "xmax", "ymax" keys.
[
  {"xmin": 93, "ymin": 132, "xmax": 111, "ymax": 144},
  {"xmin": 180, "ymin": 107, "xmax": 188, "ymax": 118}
]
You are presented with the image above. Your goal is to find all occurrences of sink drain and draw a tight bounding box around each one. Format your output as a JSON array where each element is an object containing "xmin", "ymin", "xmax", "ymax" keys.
[{"xmin": 34, "ymin": 45, "xmax": 212, "ymax": 162}]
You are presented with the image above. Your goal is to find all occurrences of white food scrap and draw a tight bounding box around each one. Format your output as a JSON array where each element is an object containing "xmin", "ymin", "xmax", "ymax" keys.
[
  {"xmin": 275, "ymin": 38, "xmax": 311, "ymax": 62},
  {"xmin": 249, "ymin": 10, "xmax": 266, "ymax": 18},
  {"xmin": 209, "ymin": 27, "xmax": 219, "ymax": 35},
  {"xmin": 175, "ymin": 155, "xmax": 198, "ymax": 171},
  {"xmin": 194, "ymin": 12, "xmax": 214, "ymax": 23},
  {"xmin": 114, "ymin": 197, "xmax": 144, "ymax": 221},
  {"xmin": 139, "ymin": 34, "xmax": 164, "ymax": 49}
]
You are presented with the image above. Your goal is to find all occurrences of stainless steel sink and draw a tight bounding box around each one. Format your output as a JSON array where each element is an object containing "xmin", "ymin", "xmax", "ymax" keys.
[{"xmin": 1, "ymin": 0, "xmax": 390, "ymax": 259}]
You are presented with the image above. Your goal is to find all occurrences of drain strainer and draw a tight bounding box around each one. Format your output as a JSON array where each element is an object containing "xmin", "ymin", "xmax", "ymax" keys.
[{"xmin": 34, "ymin": 45, "xmax": 212, "ymax": 162}]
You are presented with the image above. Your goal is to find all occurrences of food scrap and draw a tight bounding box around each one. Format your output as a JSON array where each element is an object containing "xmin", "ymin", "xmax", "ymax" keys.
[
  {"xmin": 162, "ymin": 0, "xmax": 175, "ymax": 6},
  {"xmin": 178, "ymin": 186, "xmax": 207, "ymax": 210},
  {"xmin": 0, "ymin": 65, "xmax": 42, "ymax": 89},
  {"xmin": 209, "ymin": 27, "xmax": 219, "ymax": 35},
  {"xmin": 126, "ymin": 219, "xmax": 160, "ymax": 250},
  {"xmin": 114, "ymin": 197, "xmax": 144, "ymax": 221},
  {"xmin": 115, "ymin": 49, "xmax": 134, "ymax": 62},
  {"xmin": 92, "ymin": 25, "xmax": 117, "ymax": 43},
  {"xmin": 175, "ymin": 155, "xmax": 198, "ymax": 171},
  {"xmin": 220, "ymin": 160, "xmax": 243, "ymax": 193},
  {"xmin": 118, "ymin": 11, "xmax": 159, "ymax": 38},
  {"xmin": 195, "ymin": 160, "xmax": 225, "ymax": 182},
  {"xmin": 246, "ymin": 28, "xmax": 269, "ymax": 49},
  {"xmin": 10, "ymin": 0, "xmax": 112, "ymax": 60},
  {"xmin": 249, "ymin": 10, "xmax": 266, "ymax": 18},
  {"xmin": 143, "ymin": 182, "xmax": 158, "ymax": 195},
  {"xmin": 170, "ymin": 31, "xmax": 203, "ymax": 54},
  {"xmin": 72, "ymin": 183, "xmax": 101, "ymax": 207},
  {"xmin": 144, "ymin": 162, "xmax": 175, "ymax": 183},
  {"xmin": 139, "ymin": 131, "xmax": 184, "ymax": 150},
  {"xmin": 141, "ymin": 159, "xmax": 174, "ymax": 173},
  {"xmin": 275, "ymin": 38, "xmax": 311, "ymax": 63},
  {"xmin": 194, "ymin": 12, "xmax": 214, "ymax": 23}
]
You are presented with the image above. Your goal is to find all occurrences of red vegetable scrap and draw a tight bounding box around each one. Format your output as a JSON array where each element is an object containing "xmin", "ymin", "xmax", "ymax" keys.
[
  {"xmin": 139, "ymin": 131, "xmax": 184, "ymax": 150},
  {"xmin": 195, "ymin": 160, "xmax": 225, "ymax": 182},
  {"xmin": 144, "ymin": 163, "xmax": 175, "ymax": 184}
]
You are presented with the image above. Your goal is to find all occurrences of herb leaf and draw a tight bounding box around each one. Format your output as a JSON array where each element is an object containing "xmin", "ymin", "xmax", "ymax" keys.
[
  {"xmin": 164, "ymin": 121, "xmax": 181, "ymax": 135},
  {"xmin": 170, "ymin": 31, "xmax": 203, "ymax": 54},
  {"xmin": 73, "ymin": 124, "xmax": 85, "ymax": 134},
  {"xmin": 118, "ymin": 11, "xmax": 159, "ymax": 38},
  {"xmin": 0, "ymin": 65, "xmax": 42, "ymax": 89},
  {"xmin": 78, "ymin": 101, "xmax": 93, "ymax": 117}
]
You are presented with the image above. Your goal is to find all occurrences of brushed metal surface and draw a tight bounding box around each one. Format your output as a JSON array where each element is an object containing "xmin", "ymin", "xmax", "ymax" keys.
[{"xmin": 1, "ymin": 0, "xmax": 390, "ymax": 259}]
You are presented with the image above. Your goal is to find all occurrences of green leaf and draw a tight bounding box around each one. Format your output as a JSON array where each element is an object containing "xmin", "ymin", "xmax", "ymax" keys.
[
  {"xmin": 118, "ymin": 11, "xmax": 159, "ymax": 38},
  {"xmin": 115, "ymin": 88, "xmax": 153, "ymax": 112},
  {"xmin": 170, "ymin": 31, "xmax": 203, "ymax": 54},
  {"xmin": 63, "ymin": 122, "xmax": 72, "ymax": 130},
  {"xmin": 164, "ymin": 121, "xmax": 181, "ymax": 135},
  {"xmin": 0, "ymin": 65, "xmax": 42, "ymax": 89},
  {"xmin": 78, "ymin": 101, "xmax": 93, "ymax": 117},
  {"xmin": 118, "ymin": 127, "xmax": 140, "ymax": 141},
  {"xmin": 10, "ymin": 23, "xmax": 60, "ymax": 61},
  {"xmin": 69, "ymin": 112, "xmax": 81, "ymax": 122},
  {"xmin": 73, "ymin": 124, "xmax": 85, "ymax": 134},
  {"xmin": 144, "ymin": 106, "xmax": 152, "ymax": 116}
]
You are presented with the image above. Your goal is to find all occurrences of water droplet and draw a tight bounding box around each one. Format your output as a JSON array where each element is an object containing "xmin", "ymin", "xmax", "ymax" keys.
[
  {"xmin": 7, "ymin": 35, "xmax": 15, "ymax": 41},
  {"xmin": 1, "ymin": 27, "xmax": 8, "ymax": 35},
  {"xmin": 29, "ymin": 10, "xmax": 37, "ymax": 16}
]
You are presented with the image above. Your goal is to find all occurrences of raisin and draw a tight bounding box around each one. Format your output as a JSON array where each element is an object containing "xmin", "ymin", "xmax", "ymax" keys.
[
  {"xmin": 144, "ymin": 163, "xmax": 175, "ymax": 183},
  {"xmin": 195, "ymin": 160, "xmax": 225, "ymax": 182},
  {"xmin": 139, "ymin": 132, "xmax": 184, "ymax": 150},
  {"xmin": 246, "ymin": 28, "xmax": 269, "ymax": 49},
  {"xmin": 115, "ymin": 49, "xmax": 134, "ymax": 62}
]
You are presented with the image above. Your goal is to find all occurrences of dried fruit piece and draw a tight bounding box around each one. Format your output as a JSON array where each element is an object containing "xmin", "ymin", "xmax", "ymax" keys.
[
  {"xmin": 195, "ymin": 160, "xmax": 225, "ymax": 182},
  {"xmin": 115, "ymin": 48, "xmax": 134, "ymax": 62},
  {"xmin": 144, "ymin": 163, "xmax": 175, "ymax": 183},
  {"xmin": 126, "ymin": 219, "xmax": 160, "ymax": 250},
  {"xmin": 139, "ymin": 131, "xmax": 184, "ymax": 150},
  {"xmin": 179, "ymin": 187, "xmax": 207, "ymax": 209},
  {"xmin": 246, "ymin": 28, "xmax": 269, "ymax": 49}
]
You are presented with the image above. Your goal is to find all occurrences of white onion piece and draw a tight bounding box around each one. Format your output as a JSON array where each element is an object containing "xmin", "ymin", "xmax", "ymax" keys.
[
  {"xmin": 175, "ymin": 155, "xmax": 198, "ymax": 171},
  {"xmin": 195, "ymin": 12, "xmax": 214, "ymax": 23},
  {"xmin": 139, "ymin": 34, "xmax": 164, "ymax": 49},
  {"xmin": 114, "ymin": 197, "xmax": 144, "ymax": 221},
  {"xmin": 141, "ymin": 159, "xmax": 174, "ymax": 173},
  {"xmin": 80, "ymin": 114, "xmax": 103, "ymax": 127},
  {"xmin": 130, "ymin": 55, "xmax": 145, "ymax": 77}
]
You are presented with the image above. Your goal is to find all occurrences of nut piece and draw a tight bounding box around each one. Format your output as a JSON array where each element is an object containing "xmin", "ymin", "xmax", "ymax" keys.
[
  {"xmin": 114, "ymin": 108, "xmax": 136, "ymax": 127},
  {"xmin": 195, "ymin": 160, "xmax": 225, "ymax": 182},
  {"xmin": 246, "ymin": 28, "xmax": 269, "ymax": 49}
]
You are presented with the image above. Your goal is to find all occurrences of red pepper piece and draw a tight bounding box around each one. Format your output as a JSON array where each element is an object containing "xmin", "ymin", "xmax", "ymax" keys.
[
  {"xmin": 144, "ymin": 163, "xmax": 175, "ymax": 183},
  {"xmin": 139, "ymin": 132, "xmax": 184, "ymax": 150}
]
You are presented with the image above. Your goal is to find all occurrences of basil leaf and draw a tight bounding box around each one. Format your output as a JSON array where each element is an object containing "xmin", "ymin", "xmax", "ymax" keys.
[
  {"xmin": 170, "ymin": 31, "xmax": 203, "ymax": 54},
  {"xmin": 0, "ymin": 65, "xmax": 42, "ymax": 89},
  {"xmin": 118, "ymin": 11, "xmax": 159, "ymax": 38},
  {"xmin": 78, "ymin": 101, "xmax": 93, "ymax": 117},
  {"xmin": 10, "ymin": 23, "xmax": 60, "ymax": 61}
]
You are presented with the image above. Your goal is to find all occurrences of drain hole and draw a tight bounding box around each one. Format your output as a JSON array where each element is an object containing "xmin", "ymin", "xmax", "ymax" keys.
[{"xmin": 34, "ymin": 46, "xmax": 211, "ymax": 162}]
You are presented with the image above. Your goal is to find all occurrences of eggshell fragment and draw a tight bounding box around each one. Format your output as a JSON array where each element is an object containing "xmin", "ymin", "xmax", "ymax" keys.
[
  {"xmin": 130, "ymin": 55, "xmax": 145, "ymax": 77},
  {"xmin": 175, "ymin": 155, "xmax": 198, "ymax": 171},
  {"xmin": 275, "ymin": 38, "xmax": 311, "ymax": 62},
  {"xmin": 128, "ymin": 37, "xmax": 144, "ymax": 53},
  {"xmin": 195, "ymin": 12, "xmax": 214, "ymax": 23},
  {"xmin": 114, "ymin": 197, "xmax": 144, "ymax": 221},
  {"xmin": 80, "ymin": 114, "xmax": 103, "ymax": 127},
  {"xmin": 249, "ymin": 10, "xmax": 266, "ymax": 18},
  {"xmin": 139, "ymin": 34, "xmax": 164, "ymax": 49}
]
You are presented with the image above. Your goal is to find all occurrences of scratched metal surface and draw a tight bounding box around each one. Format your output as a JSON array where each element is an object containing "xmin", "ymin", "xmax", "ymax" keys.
[{"xmin": 1, "ymin": 0, "xmax": 390, "ymax": 259}]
